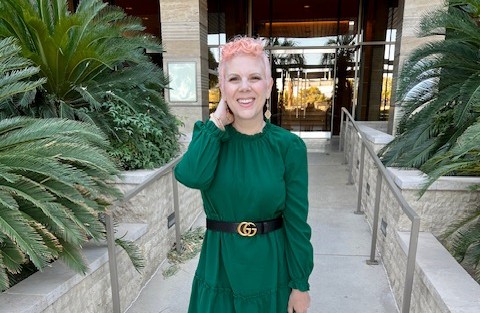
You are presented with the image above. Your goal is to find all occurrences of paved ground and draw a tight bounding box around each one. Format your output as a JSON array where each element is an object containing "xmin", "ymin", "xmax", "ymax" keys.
[{"xmin": 125, "ymin": 138, "xmax": 399, "ymax": 313}]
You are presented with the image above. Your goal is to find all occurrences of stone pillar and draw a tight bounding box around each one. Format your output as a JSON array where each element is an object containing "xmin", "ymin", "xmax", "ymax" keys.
[
  {"xmin": 160, "ymin": 0, "xmax": 209, "ymax": 133},
  {"xmin": 387, "ymin": 0, "xmax": 443, "ymax": 134}
]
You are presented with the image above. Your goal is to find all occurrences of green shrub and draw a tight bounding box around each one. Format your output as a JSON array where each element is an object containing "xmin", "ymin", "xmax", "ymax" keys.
[
  {"xmin": 0, "ymin": 0, "xmax": 180, "ymax": 170},
  {"xmin": 0, "ymin": 36, "xmax": 143, "ymax": 291},
  {"xmin": 379, "ymin": 0, "xmax": 480, "ymax": 183}
]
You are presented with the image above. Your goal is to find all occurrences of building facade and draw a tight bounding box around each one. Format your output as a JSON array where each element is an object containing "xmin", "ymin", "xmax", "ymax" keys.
[{"xmin": 88, "ymin": 0, "xmax": 443, "ymax": 136}]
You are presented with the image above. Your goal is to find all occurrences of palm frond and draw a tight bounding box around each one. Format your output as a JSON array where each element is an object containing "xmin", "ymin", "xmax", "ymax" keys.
[
  {"xmin": 0, "ymin": 0, "xmax": 180, "ymax": 171},
  {"xmin": 449, "ymin": 120, "xmax": 480, "ymax": 157},
  {"xmin": 0, "ymin": 116, "xmax": 124, "ymax": 290},
  {"xmin": 56, "ymin": 238, "xmax": 88, "ymax": 274},
  {"xmin": 379, "ymin": 1, "xmax": 480, "ymax": 173},
  {"xmin": 115, "ymin": 238, "xmax": 145, "ymax": 273},
  {"xmin": 0, "ymin": 237, "xmax": 26, "ymax": 274},
  {"xmin": 0, "ymin": 37, "xmax": 45, "ymax": 105},
  {"xmin": 421, "ymin": 120, "xmax": 480, "ymax": 179},
  {"xmin": 0, "ymin": 0, "xmax": 162, "ymax": 110},
  {"xmin": 0, "ymin": 206, "xmax": 53, "ymax": 269},
  {"xmin": 0, "ymin": 2, "xmax": 152, "ymax": 290},
  {"xmin": 440, "ymin": 207, "xmax": 480, "ymax": 281},
  {"xmin": 0, "ymin": 261, "xmax": 9, "ymax": 291}
]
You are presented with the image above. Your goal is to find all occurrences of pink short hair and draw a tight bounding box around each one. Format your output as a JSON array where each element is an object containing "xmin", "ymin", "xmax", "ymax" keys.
[{"xmin": 218, "ymin": 36, "xmax": 272, "ymax": 91}]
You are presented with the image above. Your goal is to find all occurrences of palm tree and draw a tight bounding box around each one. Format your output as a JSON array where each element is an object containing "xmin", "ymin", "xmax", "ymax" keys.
[
  {"xmin": 0, "ymin": 0, "xmax": 180, "ymax": 169},
  {"xmin": 379, "ymin": 0, "xmax": 480, "ymax": 178},
  {"xmin": 270, "ymin": 38, "xmax": 305, "ymax": 108},
  {"xmin": 322, "ymin": 35, "xmax": 356, "ymax": 134},
  {"xmin": 0, "ymin": 36, "xmax": 142, "ymax": 291},
  {"xmin": 268, "ymin": 38, "xmax": 305, "ymax": 125},
  {"xmin": 378, "ymin": 0, "xmax": 480, "ymax": 283}
]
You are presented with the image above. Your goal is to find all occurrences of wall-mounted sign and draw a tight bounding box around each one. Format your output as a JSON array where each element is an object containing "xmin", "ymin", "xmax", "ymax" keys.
[{"xmin": 167, "ymin": 62, "xmax": 197, "ymax": 102}]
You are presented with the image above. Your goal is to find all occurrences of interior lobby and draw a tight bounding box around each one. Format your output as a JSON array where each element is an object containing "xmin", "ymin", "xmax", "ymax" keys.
[{"xmin": 76, "ymin": 0, "xmax": 443, "ymax": 137}]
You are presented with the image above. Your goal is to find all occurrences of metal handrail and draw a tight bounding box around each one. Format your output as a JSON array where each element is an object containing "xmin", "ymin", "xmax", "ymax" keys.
[
  {"xmin": 105, "ymin": 154, "xmax": 184, "ymax": 313},
  {"xmin": 339, "ymin": 108, "xmax": 420, "ymax": 313}
]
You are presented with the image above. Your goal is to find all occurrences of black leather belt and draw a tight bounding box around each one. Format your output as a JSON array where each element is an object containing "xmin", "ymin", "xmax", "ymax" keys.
[{"xmin": 206, "ymin": 217, "xmax": 283, "ymax": 237}]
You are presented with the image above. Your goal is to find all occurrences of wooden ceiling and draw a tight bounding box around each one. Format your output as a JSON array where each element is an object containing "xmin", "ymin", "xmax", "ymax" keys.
[
  {"xmin": 253, "ymin": 0, "xmax": 359, "ymax": 37},
  {"xmin": 109, "ymin": 0, "xmax": 365, "ymax": 38},
  {"xmin": 258, "ymin": 20, "xmax": 352, "ymax": 38},
  {"xmin": 252, "ymin": 0, "xmax": 360, "ymax": 21}
]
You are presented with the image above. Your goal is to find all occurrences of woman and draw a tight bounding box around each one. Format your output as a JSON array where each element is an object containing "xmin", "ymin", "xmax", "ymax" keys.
[{"xmin": 174, "ymin": 36, "xmax": 313, "ymax": 313}]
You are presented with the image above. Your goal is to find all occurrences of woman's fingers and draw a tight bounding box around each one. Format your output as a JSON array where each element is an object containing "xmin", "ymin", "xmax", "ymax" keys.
[{"xmin": 214, "ymin": 99, "xmax": 234, "ymax": 126}]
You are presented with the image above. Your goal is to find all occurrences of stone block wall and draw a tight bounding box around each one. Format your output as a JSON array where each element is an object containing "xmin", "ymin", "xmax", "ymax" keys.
[
  {"xmin": 344, "ymin": 122, "xmax": 480, "ymax": 313},
  {"xmin": 345, "ymin": 122, "xmax": 480, "ymax": 236},
  {"xmin": 398, "ymin": 232, "xmax": 480, "ymax": 313},
  {"xmin": 1, "ymin": 224, "xmax": 148, "ymax": 313},
  {"xmin": 0, "ymin": 161, "xmax": 203, "ymax": 313},
  {"xmin": 385, "ymin": 169, "xmax": 480, "ymax": 236},
  {"xmin": 343, "ymin": 121, "xmax": 392, "ymax": 218},
  {"xmin": 41, "ymin": 258, "xmax": 114, "ymax": 313},
  {"xmin": 114, "ymin": 168, "xmax": 203, "ymax": 287}
]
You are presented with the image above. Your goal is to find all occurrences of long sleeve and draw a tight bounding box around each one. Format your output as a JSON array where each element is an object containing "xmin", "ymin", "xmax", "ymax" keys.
[
  {"xmin": 174, "ymin": 120, "xmax": 229, "ymax": 190},
  {"xmin": 283, "ymin": 136, "xmax": 314, "ymax": 291}
]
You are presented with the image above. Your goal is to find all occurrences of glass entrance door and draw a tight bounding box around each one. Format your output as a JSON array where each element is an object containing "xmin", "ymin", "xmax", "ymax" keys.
[
  {"xmin": 207, "ymin": 0, "xmax": 397, "ymax": 135},
  {"xmin": 268, "ymin": 45, "xmax": 357, "ymax": 138}
]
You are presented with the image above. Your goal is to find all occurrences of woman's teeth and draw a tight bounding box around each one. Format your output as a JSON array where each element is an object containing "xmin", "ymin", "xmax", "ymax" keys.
[{"xmin": 238, "ymin": 98, "xmax": 254, "ymax": 104}]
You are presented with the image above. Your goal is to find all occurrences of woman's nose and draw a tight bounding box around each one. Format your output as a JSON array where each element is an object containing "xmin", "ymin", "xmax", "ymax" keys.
[{"xmin": 239, "ymin": 78, "xmax": 251, "ymax": 90}]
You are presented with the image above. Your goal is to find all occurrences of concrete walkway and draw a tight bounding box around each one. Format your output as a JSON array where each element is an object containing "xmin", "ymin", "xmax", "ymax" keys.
[{"xmin": 125, "ymin": 139, "xmax": 399, "ymax": 313}]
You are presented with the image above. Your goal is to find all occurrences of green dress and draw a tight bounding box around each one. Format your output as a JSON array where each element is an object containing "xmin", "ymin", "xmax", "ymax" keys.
[{"xmin": 174, "ymin": 120, "xmax": 314, "ymax": 313}]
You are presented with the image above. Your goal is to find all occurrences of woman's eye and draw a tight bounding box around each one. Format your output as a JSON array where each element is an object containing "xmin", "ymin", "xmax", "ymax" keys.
[
  {"xmin": 228, "ymin": 77, "xmax": 239, "ymax": 82},
  {"xmin": 251, "ymin": 76, "xmax": 261, "ymax": 80}
]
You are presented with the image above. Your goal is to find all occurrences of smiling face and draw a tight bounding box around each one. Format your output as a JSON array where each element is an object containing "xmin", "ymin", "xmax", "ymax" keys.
[{"xmin": 222, "ymin": 54, "xmax": 273, "ymax": 124}]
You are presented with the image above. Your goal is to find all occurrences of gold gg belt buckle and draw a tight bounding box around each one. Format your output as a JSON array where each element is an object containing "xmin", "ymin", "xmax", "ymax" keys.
[{"xmin": 237, "ymin": 221, "xmax": 258, "ymax": 237}]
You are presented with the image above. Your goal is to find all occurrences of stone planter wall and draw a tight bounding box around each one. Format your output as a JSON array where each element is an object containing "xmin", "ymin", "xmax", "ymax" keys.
[
  {"xmin": 0, "ymin": 159, "xmax": 203, "ymax": 313},
  {"xmin": 344, "ymin": 122, "xmax": 480, "ymax": 313},
  {"xmin": 114, "ymin": 167, "xmax": 203, "ymax": 286}
]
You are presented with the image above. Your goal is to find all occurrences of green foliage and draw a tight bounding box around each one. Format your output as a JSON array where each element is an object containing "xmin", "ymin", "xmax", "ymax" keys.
[
  {"xmin": 0, "ymin": 36, "xmax": 143, "ymax": 291},
  {"xmin": 441, "ymin": 207, "xmax": 480, "ymax": 282},
  {"xmin": 377, "ymin": 0, "xmax": 480, "ymax": 283},
  {"xmin": 81, "ymin": 62, "xmax": 181, "ymax": 169},
  {"xmin": 298, "ymin": 86, "xmax": 327, "ymax": 105},
  {"xmin": 115, "ymin": 236, "xmax": 145, "ymax": 273},
  {"xmin": 0, "ymin": 0, "xmax": 157, "ymax": 114},
  {"xmin": 0, "ymin": 37, "xmax": 46, "ymax": 108},
  {"xmin": 379, "ymin": 0, "xmax": 480, "ymax": 179},
  {"xmin": 0, "ymin": 117, "xmax": 122, "ymax": 291},
  {"xmin": 0, "ymin": 0, "xmax": 180, "ymax": 169}
]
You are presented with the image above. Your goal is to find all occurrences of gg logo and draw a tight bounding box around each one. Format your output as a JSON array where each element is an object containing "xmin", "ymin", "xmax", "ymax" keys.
[{"xmin": 237, "ymin": 222, "xmax": 257, "ymax": 237}]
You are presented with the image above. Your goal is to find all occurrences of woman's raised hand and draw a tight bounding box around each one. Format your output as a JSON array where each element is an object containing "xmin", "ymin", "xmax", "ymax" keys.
[{"xmin": 214, "ymin": 98, "xmax": 234, "ymax": 126}]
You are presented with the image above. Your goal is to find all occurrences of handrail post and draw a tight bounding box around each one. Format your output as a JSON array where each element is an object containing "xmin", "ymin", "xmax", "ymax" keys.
[
  {"xmin": 347, "ymin": 130, "xmax": 356, "ymax": 185},
  {"xmin": 354, "ymin": 142, "xmax": 366, "ymax": 214},
  {"xmin": 106, "ymin": 212, "xmax": 121, "ymax": 313},
  {"xmin": 105, "ymin": 155, "xmax": 183, "ymax": 313},
  {"xmin": 339, "ymin": 109, "xmax": 345, "ymax": 151},
  {"xmin": 172, "ymin": 170, "xmax": 182, "ymax": 253},
  {"xmin": 343, "ymin": 115, "xmax": 350, "ymax": 165},
  {"xmin": 341, "ymin": 107, "xmax": 421, "ymax": 311},
  {"xmin": 367, "ymin": 169, "xmax": 382, "ymax": 265},
  {"xmin": 401, "ymin": 217, "xmax": 421, "ymax": 313}
]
